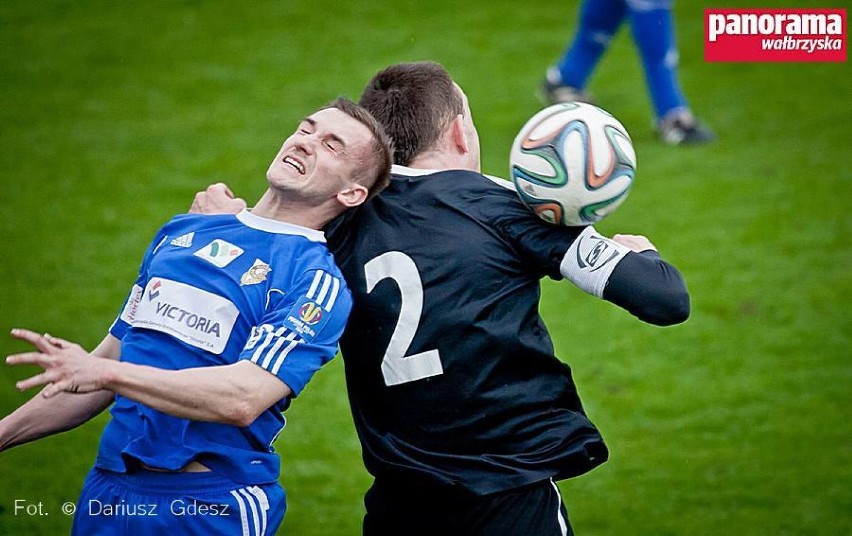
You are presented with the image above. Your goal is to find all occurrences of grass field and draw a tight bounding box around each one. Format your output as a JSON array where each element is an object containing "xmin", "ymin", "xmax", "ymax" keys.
[{"xmin": 0, "ymin": 1, "xmax": 849, "ymax": 534}]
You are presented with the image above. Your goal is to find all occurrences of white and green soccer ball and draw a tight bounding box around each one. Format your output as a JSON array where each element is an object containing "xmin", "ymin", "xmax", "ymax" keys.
[{"xmin": 510, "ymin": 102, "xmax": 636, "ymax": 226}]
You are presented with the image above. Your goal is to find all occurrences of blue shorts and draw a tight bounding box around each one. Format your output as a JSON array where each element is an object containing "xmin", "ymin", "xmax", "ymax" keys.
[{"xmin": 71, "ymin": 467, "xmax": 285, "ymax": 536}]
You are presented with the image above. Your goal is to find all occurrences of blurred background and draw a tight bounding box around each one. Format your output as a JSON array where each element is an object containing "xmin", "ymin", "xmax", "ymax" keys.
[{"xmin": 0, "ymin": 0, "xmax": 849, "ymax": 534}]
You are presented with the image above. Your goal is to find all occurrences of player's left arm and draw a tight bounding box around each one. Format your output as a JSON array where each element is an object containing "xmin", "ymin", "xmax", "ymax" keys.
[
  {"xmin": 6, "ymin": 329, "xmax": 289, "ymax": 427},
  {"xmin": 482, "ymin": 189, "xmax": 689, "ymax": 326},
  {"xmin": 90, "ymin": 359, "xmax": 288, "ymax": 428},
  {"xmin": 559, "ymin": 227, "xmax": 690, "ymax": 326},
  {"xmin": 0, "ymin": 332, "xmax": 119, "ymax": 452}
]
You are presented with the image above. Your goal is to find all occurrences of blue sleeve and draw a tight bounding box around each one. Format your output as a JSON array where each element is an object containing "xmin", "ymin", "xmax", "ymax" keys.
[
  {"xmin": 108, "ymin": 225, "xmax": 172, "ymax": 340},
  {"xmin": 239, "ymin": 268, "xmax": 352, "ymax": 397}
]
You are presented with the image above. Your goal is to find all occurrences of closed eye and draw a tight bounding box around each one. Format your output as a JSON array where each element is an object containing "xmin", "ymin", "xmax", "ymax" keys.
[
  {"xmin": 297, "ymin": 118, "xmax": 316, "ymax": 135},
  {"xmin": 325, "ymin": 140, "xmax": 343, "ymax": 153}
]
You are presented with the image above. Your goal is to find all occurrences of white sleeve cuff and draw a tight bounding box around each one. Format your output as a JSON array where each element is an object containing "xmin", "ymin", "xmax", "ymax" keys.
[{"xmin": 559, "ymin": 227, "xmax": 630, "ymax": 298}]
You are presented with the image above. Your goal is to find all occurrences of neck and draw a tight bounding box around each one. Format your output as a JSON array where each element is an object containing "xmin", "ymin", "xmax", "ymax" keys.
[
  {"xmin": 406, "ymin": 136, "xmax": 480, "ymax": 172},
  {"xmin": 407, "ymin": 151, "xmax": 480, "ymax": 172},
  {"xmin": 251, "ymin": 190, "xmax": 335, "ymax": 230}
]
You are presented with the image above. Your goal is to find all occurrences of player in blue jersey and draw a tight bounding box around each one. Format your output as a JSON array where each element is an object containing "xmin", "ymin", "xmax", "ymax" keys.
[
  {"xmin": 1, "ymin": 97, "xmax": 392, "ymax": 535},
  {"xmin": 191, "ymin": 62, "xmax": 690, "ymax": 535},
  {"xmin": 542, "ymin": 0, "xmax": 715, "ymax": 145}
]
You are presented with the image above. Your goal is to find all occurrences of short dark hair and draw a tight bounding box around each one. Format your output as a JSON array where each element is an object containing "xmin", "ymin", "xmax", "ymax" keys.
[
  {"xmin": 324, "ymin": 97, "xmax": 393, "ymax": 201},
  {"xmin": 359, "ymin": 62, "xmax": 464, "ymax": 166}
]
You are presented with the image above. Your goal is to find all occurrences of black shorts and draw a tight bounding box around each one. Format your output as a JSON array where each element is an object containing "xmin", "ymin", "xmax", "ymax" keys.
[{"xmin": 363, "ymin": 476, "xmax": 572, "ymax": 536}]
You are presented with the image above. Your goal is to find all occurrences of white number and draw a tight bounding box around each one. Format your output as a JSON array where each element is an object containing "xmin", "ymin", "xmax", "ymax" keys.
[{"xmin": 364, "ymin": 251, "xmax": 443, "ymax": 386}]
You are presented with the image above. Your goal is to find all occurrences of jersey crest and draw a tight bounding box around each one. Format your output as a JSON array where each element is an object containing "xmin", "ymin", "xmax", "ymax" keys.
[{"xmin": 241, "ymin": 259, "xmax": 272, "ymax": 286}]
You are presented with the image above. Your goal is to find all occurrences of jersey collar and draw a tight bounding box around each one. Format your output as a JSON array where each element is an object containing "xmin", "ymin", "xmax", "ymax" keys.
[
  {"xmin": 391, "ymin": 164, "xmax": 444, "ymax": 176},
  {"xmin": 236, "ymin": 209, "xmax": 326, "ymax": 243},
  {"xmin": 391, "ymin": 164, "xmax": 513, "ymax": 190}
]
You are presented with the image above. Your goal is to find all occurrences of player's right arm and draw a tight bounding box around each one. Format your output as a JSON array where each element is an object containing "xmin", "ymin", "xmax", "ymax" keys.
[
  {"xmin": 0, "ymin": 334, "xmax": 119, "ymax": 453},
  {"xmin": 0, "ymin": 217, "xmax": 173, "ymax": 453}
]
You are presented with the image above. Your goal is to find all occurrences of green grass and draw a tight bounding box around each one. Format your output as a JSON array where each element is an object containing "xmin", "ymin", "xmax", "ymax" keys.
[{"xmin": 0, "ymin": 1, "xmax": 849, "ymax": 534}]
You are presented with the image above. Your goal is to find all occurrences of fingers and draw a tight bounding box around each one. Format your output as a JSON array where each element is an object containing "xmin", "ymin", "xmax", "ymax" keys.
[
  {"xmin": 42, "ymin": 380, "xmax": 71, "ymax": 398},
  {"xmin": 216, "ymin": 183, "xmax": 236, "ymax": 199},
  {"xmin": 15, "ymin": 371, "xmax": 54, "ymax": 392},
  {"xmin": 205, "ymin": 182, "xmax": 233, "ymax": 198},
  {"xmin": 190, "ymin": 184, "xmax": 246, "ymax": 215},
  {"xmin": 6, "ymin": 351, "xmax": 51, "ymax": 367},
  {"xmin": 44, "ymin": 334, "xmax": 73, "ymax": 349},
  {"xmin": 190, "ymin": 194, "xmax": 204, "ymax": 213},
  {"xmin": 612, "ymin": 234, "xmax": 657, "ymax": 252},
  {"xmin": 9, "ymin": 328, "xmax": 59, "ymax": 354}
]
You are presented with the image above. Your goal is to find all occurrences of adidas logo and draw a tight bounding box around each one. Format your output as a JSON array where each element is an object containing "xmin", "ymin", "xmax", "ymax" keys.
[{"xmin": 170, "ymin": 232, "xmax": 194, "ymax": 248}]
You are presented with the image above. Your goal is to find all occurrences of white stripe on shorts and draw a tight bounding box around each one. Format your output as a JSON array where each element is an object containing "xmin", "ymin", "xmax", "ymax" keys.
[
  {"xmin": 238, "ymin": 487, "xmax": 261, "ymax": 536},
  {"xmin": 230, "ymin": 489, "xmax": 250, "ymax": 536},
  {"xmin": 247, "ymin": 485, "xmax": 270, "ymax": 536},
  {"xmin": 550, "ymin": 478, "xmax": 568, "ymax": 536}
]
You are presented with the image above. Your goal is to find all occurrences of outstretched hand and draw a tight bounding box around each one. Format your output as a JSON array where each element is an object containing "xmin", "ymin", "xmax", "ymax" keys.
[
  {"xmin": 190, "ymin": 182, "xmax": 247, "ymax": 215},
  {"xmin": 6, "ymin": 329, "xmax": 111, "ymax": 398}
]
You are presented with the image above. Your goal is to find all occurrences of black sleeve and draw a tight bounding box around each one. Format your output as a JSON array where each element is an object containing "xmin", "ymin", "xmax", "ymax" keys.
[
  {"xmin": 471, "ymin": 176, "xmax": 583, "ymax": 279},
  {"xmin": 602, "ymin": 250, "xmax": 690, "ymax": 326}
]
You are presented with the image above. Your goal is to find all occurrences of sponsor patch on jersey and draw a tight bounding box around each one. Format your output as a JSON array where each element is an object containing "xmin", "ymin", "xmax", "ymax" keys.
[
  {"xmin": 240, "ymin": 259, "xmax": 272, "ymax": 286},
  {"xmin": 118, "ymin": 284, "xmax": 144, "ymax": 325},
  {"xmin": 131, "ymin": 277, "xmax": 239, "ymax": 354},
  {"xmin": 282, "ymin": 295, "xmax": 330, "ymax": 341},
  {"xmin": 193, "ymin": 239, "xmax": 244, "ymax": 268},
  {"xmin": 170, "ymin": 232, "xmax": 194, "ymax": 248}
]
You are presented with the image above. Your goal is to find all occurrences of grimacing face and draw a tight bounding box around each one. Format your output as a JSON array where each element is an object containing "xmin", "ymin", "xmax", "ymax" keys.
[{"xmin": 266, "ymin": 107, "xmax": 373, "ymax": 203}]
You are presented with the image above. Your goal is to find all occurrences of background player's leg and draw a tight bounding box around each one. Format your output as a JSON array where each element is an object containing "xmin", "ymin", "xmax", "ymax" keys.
[
  {"xmin": 626, "ymin": 0, "xmax": 684, "ymax": 120},
  {"xmin": 627, "ymin": 0, "xmax": 715, "ymax": 144},
  {"xmin": 544, "ymin": 0, "xmax": 628, "ymax": 103}
]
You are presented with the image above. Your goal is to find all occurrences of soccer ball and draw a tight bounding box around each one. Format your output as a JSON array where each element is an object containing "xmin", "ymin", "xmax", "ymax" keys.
[{"xmin": 510, "ymin": 102, "xmax": 636, "ymax": 226}]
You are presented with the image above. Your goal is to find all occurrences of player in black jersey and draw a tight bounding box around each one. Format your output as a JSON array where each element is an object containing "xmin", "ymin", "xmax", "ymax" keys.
[
  {"xmin": 193, "ymin": 62, "xmax": 689, "ymax": 535},
  {"xmin": 339, "ymin": 62, "xmax": 688, "ymax": 536}
]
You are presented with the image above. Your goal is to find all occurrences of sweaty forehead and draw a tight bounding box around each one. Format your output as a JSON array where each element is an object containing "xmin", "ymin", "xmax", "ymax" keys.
[{"xmin": 308, "ymin": 108, "xmax": 372, "ymax": 150}]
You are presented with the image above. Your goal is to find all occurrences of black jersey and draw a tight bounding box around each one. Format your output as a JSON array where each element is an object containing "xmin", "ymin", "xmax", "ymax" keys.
[{"xmin": 327, "ymin": 167, "xmax": 609, "ymax": 495}]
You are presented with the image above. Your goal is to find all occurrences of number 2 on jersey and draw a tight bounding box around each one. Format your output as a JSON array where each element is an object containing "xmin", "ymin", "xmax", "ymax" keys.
[{"xmin": 364, "ymin": 251, "xmax": 443, "ymax": 386}]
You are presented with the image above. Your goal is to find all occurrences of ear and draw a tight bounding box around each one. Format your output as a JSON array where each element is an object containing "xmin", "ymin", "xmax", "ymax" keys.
[
  {"xmin": 450, "ymin": 114, "xmax": 469, "ymax": 155},
  {"xmin": 336, "ymin": 184, "xmax": 369, "ymax": 208}
]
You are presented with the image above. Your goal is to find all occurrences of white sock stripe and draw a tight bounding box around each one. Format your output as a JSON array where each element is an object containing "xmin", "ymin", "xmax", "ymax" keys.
[
  {"xmin": 247, "ymin": 486, "xmax": 270, "ymax": 536},
  {"xmin": 261, "ymin": 331, "xmax": 298, "ymax": 369},
  {"xmin": 550, "ymin": 479, "xmax": 568, "ymax": 536},
  {"xmin": 325, "ymin": 277, "xmax": 340, "ymax": 311},
  {"xmin": 239, "ymin": 488, "xmax": 261, "ymax": 536},
  {"xmin": 306, "ymin": 270, "xmax": 323, "ymax": 299},
  {"xmin": 270, "ymin": 337, "xmax": 301, "ymax": 375},
  {"xmin": 230, "ymin": 489, "xmax": 250, "ymax": 536}
]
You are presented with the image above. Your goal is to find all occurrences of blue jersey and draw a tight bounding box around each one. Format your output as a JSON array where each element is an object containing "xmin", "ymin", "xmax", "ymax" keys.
[{"xmin": 99, "ymin": 210, "xmax": 351, "ymax": 485}]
